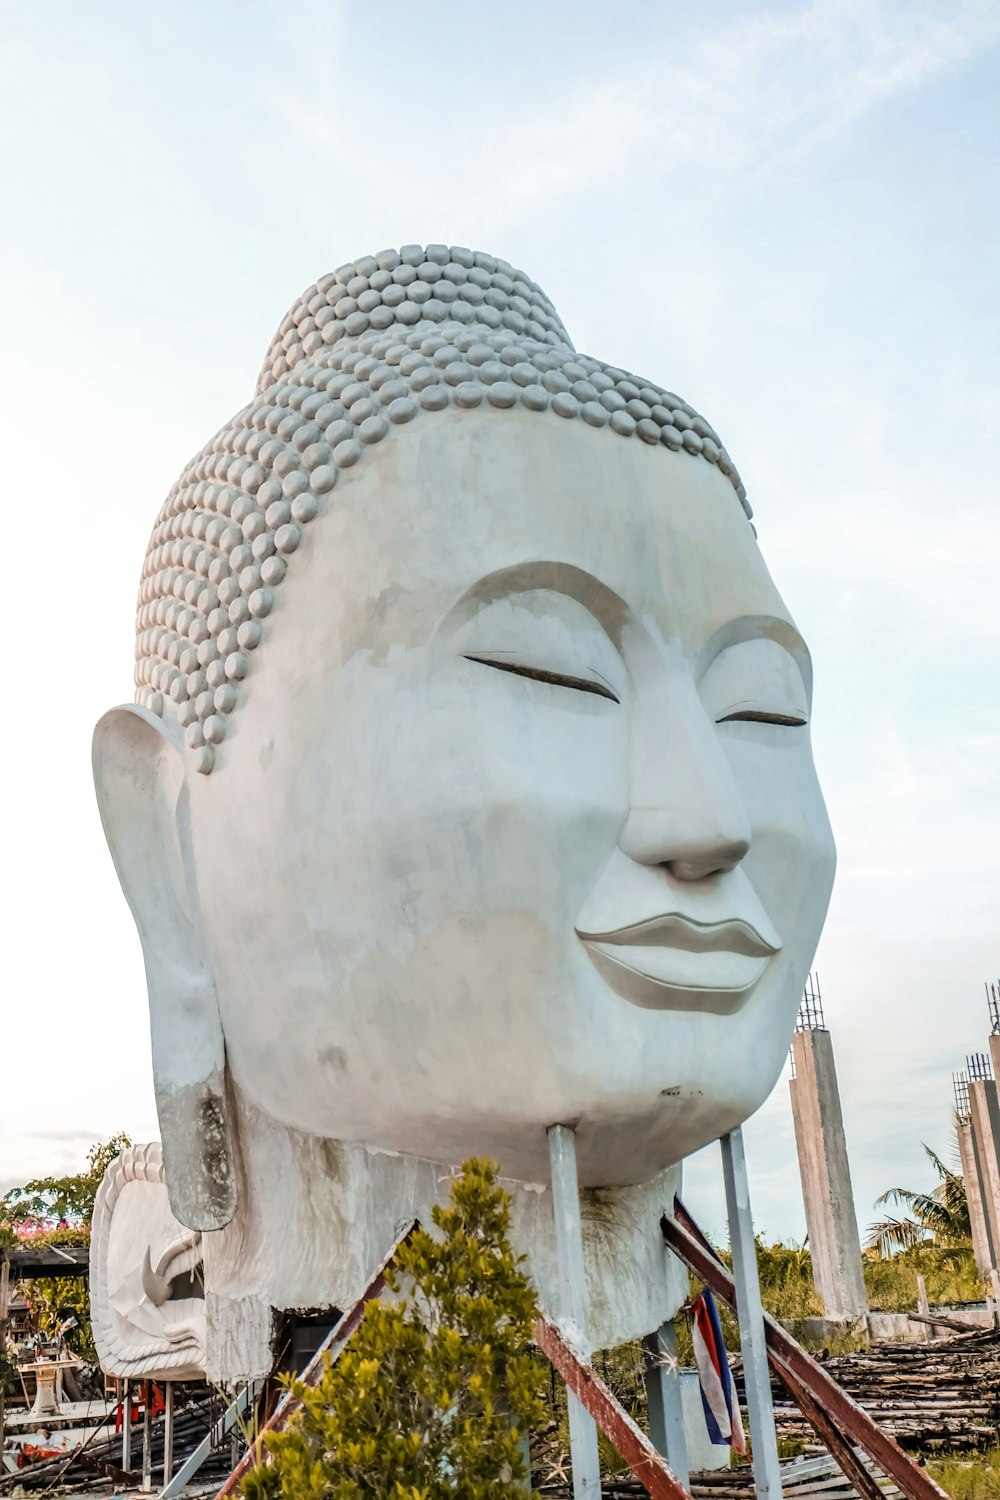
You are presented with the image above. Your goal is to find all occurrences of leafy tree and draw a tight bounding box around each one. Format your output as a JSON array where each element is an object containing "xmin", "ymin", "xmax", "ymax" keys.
[
  {"xmin": 867, "ymin": 1140, "xmax": 972, "ymax": 1259},
  {"xmin": 242, "ymin": 1158, "xmax": 544, "ymax": 1499},
  {"xmin": 0, "ymin": 1133, "xmax": 132, "ymax": 1229},
  {"xmin": 1, "ymin": 1135, "xmax": 132, "ymax": 1368}
]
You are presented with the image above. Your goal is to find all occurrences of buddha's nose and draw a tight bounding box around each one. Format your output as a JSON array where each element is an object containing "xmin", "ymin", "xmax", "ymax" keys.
[{"xmin": 619, "ymin": 676, "xmax": 752, "ymax": 882}]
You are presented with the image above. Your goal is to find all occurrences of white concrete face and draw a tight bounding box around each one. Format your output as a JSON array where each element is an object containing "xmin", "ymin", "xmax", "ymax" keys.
[
  {"xmin": 94, "ymin": 254, "xmax": 837, "ymax": 1361},
  {"xmin": 185, "ymin": 413, "xmax": 834, "ymax": 1186}
]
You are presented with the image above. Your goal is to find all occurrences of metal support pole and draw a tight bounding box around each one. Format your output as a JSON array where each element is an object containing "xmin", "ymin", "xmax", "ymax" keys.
[
  {"xmin": 0, "ymin": 1259, "xmax": 10, "ymax": 1466},
  {"xmin": 721, "ymin": 1128, "xmax": 782, "ymax": 1500},
  {"xmin": 547, "ymin": 1124, "xmax": 602, "ymax": 1500},
  {"xmin": 643, "ymin": 1320, "xmax": 688, "ymax": 1489},
  {"xmin": 516, "ymin": 1427, "xmax": 533, "ymax": 1494},
  {"xmin": 160, "ymin": 1380, "xmax": 260, "ymax": 1500},
  {"xmin": 231, "ymin": 1388, "xmax": 240, "ymax": 1469},
  {"xmin": 497, "ymin": 1381, "xmax": 533, "ymax": 1495},
  {"xmin": 163, "ymin": 1381, "xmax": 175, "ymax": 1486},
  {"xmin": 142, "ymin": 1381, "xmax": 153, "ymax": 1491},
  {"xmin": 121, "ymin": 1380, "xmax": 132, "ymax": 1472}
]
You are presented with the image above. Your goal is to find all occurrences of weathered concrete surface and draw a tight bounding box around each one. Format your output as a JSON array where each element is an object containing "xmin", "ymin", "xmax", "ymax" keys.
[
  {"xmin": 789, "ymin": 1028, "xmax": 868, "ymax": 1320},
  {"xmin": 969, "ymin": 1079, "xmax": 1000, "ymax": 1268},
  {"xmin": 865, "ymin": 1305, "xmax": 994, "ymax": 1342},
  {"xmin": 988, "ymin": 1035, "xmax": 1000, "ymax": 1101},
  {"xmin": 956, "ymin": 1114, "xmax": 995, "ymax": 1278}
]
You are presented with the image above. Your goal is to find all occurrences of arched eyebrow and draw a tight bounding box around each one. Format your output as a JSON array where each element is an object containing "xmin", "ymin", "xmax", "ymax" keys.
[
  {"xmin": 435, "ymin": 560, "xmax": 631, "ymax": 647},
  {"xmin": 696, "ymin": 616, "xmax": 812, "ymax": 701}
]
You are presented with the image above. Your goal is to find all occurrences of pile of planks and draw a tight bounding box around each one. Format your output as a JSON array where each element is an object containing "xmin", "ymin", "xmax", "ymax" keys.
[
  {"xmin": 536, "ymin": 1451, "xmax": 902, "ymax": 1499},
  {"xmin": 0, "ymin": 1392, "xmax": 228, "ymax": 1494},
  {"xmin": 745, "ymin": 1329, "xmax": 1000, "ymax": 1452}
]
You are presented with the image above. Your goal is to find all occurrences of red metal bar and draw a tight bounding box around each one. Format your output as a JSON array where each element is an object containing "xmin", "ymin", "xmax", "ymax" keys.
[
  {"xmin": 215, "ymin": 1219, "xmax": 418, "ymax": 1497},
  {"xmin": 534, "ymin": 1309, "xmax": 693, "ymax": 1500},
  {"xmin": 773, "ymin": 1356, "xmax": 885, "ymax": 1500},
  {"xmin": 670, "ymin": 1200, "xmax": 882, "ymax": 1500},
  {"xmin": 662, "ymin": 1209, "xmax": 949, "ymax": 1500}
]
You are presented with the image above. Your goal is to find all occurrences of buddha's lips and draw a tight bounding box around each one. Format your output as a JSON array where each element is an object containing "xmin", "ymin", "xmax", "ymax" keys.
[
  {"xmin": 575, "ymin": 912, "xmax": 780, "ymax": 958},
  {"xmin": 575, "ymin": 912, "xmax": 779, "ymax": 1011}
]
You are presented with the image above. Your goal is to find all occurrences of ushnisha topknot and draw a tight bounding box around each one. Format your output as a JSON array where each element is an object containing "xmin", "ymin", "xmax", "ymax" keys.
[{"xmin": 135, "ymin": 243, "xmax": 751, "ymax": 775}]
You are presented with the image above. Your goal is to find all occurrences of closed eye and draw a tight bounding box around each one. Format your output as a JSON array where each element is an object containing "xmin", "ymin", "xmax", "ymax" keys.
[
  {"xmin": 464, "ymin": 655, "xmax": 620, "ymax": 703},
  {"xmin": 717, "ymin": 710, "xmax": 807, "ymax": 727}
]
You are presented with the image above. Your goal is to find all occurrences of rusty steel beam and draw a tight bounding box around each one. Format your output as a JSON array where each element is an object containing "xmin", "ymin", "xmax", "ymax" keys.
[
  {"xmin": 215, "ymin": 1219, "xmax": 419, "ymax": 1497},
  {"xmin": 662, "ymin": 1208, "xmax": 949, "ymax": 1500},
  {"xmin": 534, "ymin": 1309, "xmax": 694, "ymax": 1500},
  {"xmin": 772, "ymin": 1354, "xmax": 885, "ymax": 1500}
]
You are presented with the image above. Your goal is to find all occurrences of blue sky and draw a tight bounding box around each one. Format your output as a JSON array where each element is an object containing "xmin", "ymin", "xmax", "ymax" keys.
[{"xmin": 2, "ymin": 0, "xmax": 999, "ymax": 1247}]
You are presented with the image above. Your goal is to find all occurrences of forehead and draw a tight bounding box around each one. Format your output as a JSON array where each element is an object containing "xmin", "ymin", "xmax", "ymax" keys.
[{"xmin": 299, "ymin": 408, "xmax": 793, "ymax": 657}]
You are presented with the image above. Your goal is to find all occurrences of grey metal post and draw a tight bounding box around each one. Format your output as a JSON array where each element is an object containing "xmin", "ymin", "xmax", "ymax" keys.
[
  {"xmin": 142, "ymin": 1381, "xmax": 153, "ymax": 1490},
  {"xmin": 497, "ymin": 1381, "xmax": 533, "ymax": 1495},
  {"xmin": 547, "ymin": 1124, "xmax": 601, "ymax": 1499},
  {"xmin": 0, "ymin": 1260, "xmax": 9, "ymax": 1466},
  {"xmin": 643, "ymin": 1320, "xmax": 688, "ymax": 1488},
  {"xmin": 517, "ymin": 1428, "xmax": 533, "ymax": 1494},
  {"xmin": 159, "ymin": 1380, "xmax": 260, "ymax": 1499},
  {"xmin": 122, "ymin": 1381, "xmax": 132, "ymax": 1473},
  {"xmin": 163, "ymin": 1381, "xmax": 175, "ymax": 1486},
  {"xmin": 721, "ymin": 1128, "xmax": 782, "ymax": 1500}
]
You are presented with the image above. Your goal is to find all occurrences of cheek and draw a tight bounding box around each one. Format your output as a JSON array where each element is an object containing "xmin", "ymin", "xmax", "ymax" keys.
[
  {"xmin": 227, "ymin": 655, "xmax": 632, "ymax": 963},
  {"xmin": 362, "ymin": 662, "xmax": 632, "ymax": 930},
  {"xmin": 723, "ymin": 735, "xmax": 836, "ymax": 936}
]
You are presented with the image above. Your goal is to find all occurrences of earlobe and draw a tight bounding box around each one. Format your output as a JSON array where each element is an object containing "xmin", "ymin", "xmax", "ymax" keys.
[{"xmin": 93, "ymin": 705, "xmax": 237, "ymax": 1231}]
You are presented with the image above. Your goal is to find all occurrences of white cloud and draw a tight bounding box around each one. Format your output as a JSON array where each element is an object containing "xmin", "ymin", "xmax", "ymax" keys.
[{"xmin": 277, "ymin": 0, "xmax": 1000, "ymax": 240}]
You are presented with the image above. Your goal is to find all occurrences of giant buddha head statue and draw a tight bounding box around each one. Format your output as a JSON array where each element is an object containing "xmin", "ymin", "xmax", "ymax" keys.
[{"xmin": 94, "ymin": 243, "xmax": 835, "ymax": 1259}]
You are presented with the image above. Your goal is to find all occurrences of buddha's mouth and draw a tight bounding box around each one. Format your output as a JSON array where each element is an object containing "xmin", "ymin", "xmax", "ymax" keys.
[{"xmin": 575, "ymin": 913, "xmax": 779, "ymax": 1014}]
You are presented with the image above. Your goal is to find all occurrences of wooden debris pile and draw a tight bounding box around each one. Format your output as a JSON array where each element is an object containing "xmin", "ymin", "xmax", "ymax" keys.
[
  {"xmin": 0, "ymin": 1392, "xmax": 226, "ymax": 1494},
  {"xmin": 536, "ymin": 1451, "xmax": 901, "ymax": 1499},
  {"xmin": 741, "ymin": 1329, "xmax": 1000, "ymax": 1452}
]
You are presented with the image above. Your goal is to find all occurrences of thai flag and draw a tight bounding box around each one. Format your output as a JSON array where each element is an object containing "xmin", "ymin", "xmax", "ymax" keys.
[{"xmin": 691, "ymin": 1289, "xmax": 747, "ymax": 1455}]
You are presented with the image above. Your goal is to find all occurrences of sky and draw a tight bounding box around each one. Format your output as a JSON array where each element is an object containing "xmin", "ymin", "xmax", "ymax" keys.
[{"xmin": 1, "ymin": 0, "xmax": 998, "ymax": 1250}]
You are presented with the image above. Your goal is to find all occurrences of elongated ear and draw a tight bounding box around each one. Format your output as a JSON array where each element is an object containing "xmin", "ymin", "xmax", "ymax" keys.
[{"xmin": 93, "ymin": 705, "xmax": 236, "ymax": 1230}]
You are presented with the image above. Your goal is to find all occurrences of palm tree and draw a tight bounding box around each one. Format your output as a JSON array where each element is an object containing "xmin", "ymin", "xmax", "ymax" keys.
[{"xmin": 866, "ymin": 1142, "xmax": 972, "ymax": 1259}]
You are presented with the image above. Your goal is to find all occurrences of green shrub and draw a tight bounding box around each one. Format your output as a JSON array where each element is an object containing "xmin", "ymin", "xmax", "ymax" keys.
[
  {"xmin": 1, "ymin": 1135, "xmax": 133, "ymax": 1369},
  {"xmin": 753, "ymin": 1240, "xmax": 823, "ymax": 1322},
  {"xmin": 242, "ymin": 1158, "xmax": 544, "ymax": 1499},
  {"xmin": 864, "ymin": 1244, "xmax": 983, "ymax": 1312}
]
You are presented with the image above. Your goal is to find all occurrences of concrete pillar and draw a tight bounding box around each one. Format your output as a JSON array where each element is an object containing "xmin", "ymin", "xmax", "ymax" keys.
[
  {"xmin": 956, "ymin": 1114, "xmax": 994, "ymax": 1278},
  {"xmin": 988, "ymin": 1036, "xmax": 1000, "ymax": 1106},
  {"xmin": 967, "ymin": 1078, "xmax": 1000, "ymax": 1263},
  {"xmin": 789, "ymin": 1026, "xmax": 868, "ymax": 1320}
]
